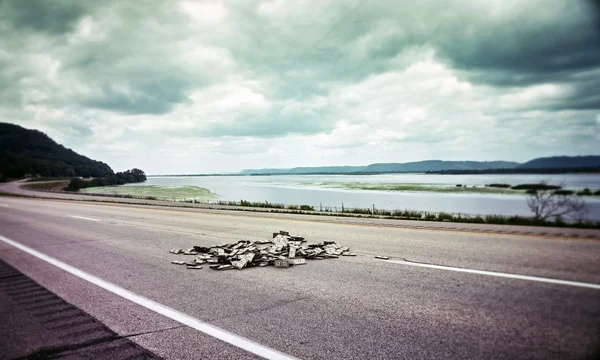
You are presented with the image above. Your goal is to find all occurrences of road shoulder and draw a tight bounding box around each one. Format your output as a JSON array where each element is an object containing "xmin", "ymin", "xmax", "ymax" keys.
[{"xmin": 0, "ymin": 258, "xmax": 162, "ymax": 359}]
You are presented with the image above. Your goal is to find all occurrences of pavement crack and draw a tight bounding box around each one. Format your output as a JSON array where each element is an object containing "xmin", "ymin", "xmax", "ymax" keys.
[
  {"xmin": 396, "ymin": 257, "xmax": 471, "ymax": 270},
  {"xmin": 398, "ymin": 257, "xmax": 432, "ymax": 265},
  {"xmin": 124, "ymin": 325, "xmax": 186, "ymax": 338},
  {"xmin": 210, "ymin": 296, "xmax": 312, "ymax": 322}
]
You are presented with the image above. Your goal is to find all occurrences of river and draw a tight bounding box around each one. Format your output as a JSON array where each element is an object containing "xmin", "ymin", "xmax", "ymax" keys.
[{"xmin": 130, "ymin": 174, "xmax": 600, "ymax": 220}]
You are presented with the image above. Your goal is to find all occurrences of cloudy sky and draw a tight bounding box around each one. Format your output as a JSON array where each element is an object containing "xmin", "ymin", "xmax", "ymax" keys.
[{"xmin": 1, "ymin": 0, "xmax": 599, "ymax": 174}]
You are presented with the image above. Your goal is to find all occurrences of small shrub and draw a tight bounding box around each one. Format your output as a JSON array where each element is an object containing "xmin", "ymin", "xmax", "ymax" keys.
[
  {"xmin": 424, "ymin": 212, "xmax": 437, "ymax": 221},
  {"xmin": 456, "ymin": 184, "xmax": 462, "ymax": 187},
  {"xmin": 437, "ymin": 212, "xmax": 454, "ymax": 221},
  {"xmin": 237, "ymin": 200, "xmax": 285, "ymax": 209},
  {"xmin": 348, "ymin": 208, "xmax": 372, "ymax": 215},
  {"xmin": 471, "ymin": 216, "xmax": 486, "ymax": 223},
  {"xmin": 487, "ymin": 183, "xmax": 511, "ymax": 188},
  {"xmin": 553, "ymin": 215, "xmax": 566, "ymax": 226},
  {"xmin": 554, "ymin": 190, "xmax": 575, "ymax": 195},
  {"xmin": 396, "ymin": 209, "xmax": 422, "ymax": 218},
  {"xmin": 485, "ymin": 214, "xmax": 506, "ymax": 224},
  {"xmin": 66, "ymin": 177, "xmax": 86, "ymax": 191},
  {"xmin": 391, "ymin": 209, "xmax": 404, "ymax": 217},
  {"xmin": 504, "ymin": 216, "xmax": 534, "ymax": 226},
  {"xmin": 576, "ymin": 188, "xmax": 592, "ymax": 196},
  {"xmin": 299, "ymin": 204, "xmax": 314, "ymax": 211},
  {"xmin": 511, "ymin": 183, "xmax": 561, "ymax": 191}
]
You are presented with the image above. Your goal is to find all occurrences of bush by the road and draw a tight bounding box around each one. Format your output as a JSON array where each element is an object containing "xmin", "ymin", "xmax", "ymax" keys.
[{"xmin": 66, "ymin": 168, "xmax": 147, "ymax": 191}]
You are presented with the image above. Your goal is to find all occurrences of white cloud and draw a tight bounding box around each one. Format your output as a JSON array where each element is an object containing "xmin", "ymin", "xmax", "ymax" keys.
[
  {"xmin": 496, "ymin": 84, "xmax": 572, "ymax": 109},
  {"xmin": 1, "ymin": 0, "xmax": 598, "ymax": 173},
  {"xmin": 178, "ymin": 1, "xmax": 229, "ymax": 25}
]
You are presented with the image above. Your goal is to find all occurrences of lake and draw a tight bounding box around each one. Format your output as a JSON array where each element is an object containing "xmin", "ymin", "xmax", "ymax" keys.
[{"xmin": 130, "ymin": 174, "xmax": 600, "ymax": 220}]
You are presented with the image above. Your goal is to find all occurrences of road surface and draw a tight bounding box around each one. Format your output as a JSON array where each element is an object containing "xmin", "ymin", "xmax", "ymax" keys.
[{"xmin": 0, "ymin": 196, "xmax": 599, "ymax": 359}]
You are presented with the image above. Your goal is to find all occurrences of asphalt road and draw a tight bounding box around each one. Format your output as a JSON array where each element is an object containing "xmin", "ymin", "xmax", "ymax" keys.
[
  {"xmin": 0, "ymin": 258, "xmax": 162, "ymax": 359},
  {"xmin": 0, "ymin": 196, "xmax": 599, "ymax": 359}
]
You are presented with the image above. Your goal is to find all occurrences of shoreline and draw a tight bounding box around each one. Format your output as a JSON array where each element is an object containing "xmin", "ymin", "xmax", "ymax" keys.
[
  {"xmin": 147, "ymin": 168, "xmax": 600, "ymax": 176},
  {"xmin": 56, "ymin": 180, "xmax": 600, "ymax": 198},
  {"xmin": 2, "ymin": 181, "xmax": 599, "ymax": 231}
]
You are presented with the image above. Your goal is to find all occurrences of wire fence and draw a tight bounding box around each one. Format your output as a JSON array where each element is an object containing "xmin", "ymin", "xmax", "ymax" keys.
[{"xmin": 66, "ymin": 192, "xmax": 600, "ymax": 228}]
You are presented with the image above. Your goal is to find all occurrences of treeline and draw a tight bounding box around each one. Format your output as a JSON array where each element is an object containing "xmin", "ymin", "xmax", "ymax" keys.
[{"xmin": 66, "ymin": 169, "xmax": 147, "ymax": 191}]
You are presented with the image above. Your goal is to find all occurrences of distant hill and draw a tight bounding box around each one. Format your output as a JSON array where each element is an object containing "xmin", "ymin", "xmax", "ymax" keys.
[
  {"xmin": 287, "ymin": 166, "xmax": 365, "ymax": 174},
  {"xmin": 240, "ymin": 166, "xmax": 365, "ymax": 175},
  {"xmin": 240, "ymin": 168, "xmax": 292, "ymax": 175},
  {"xmin": 240, "ymin": 156, "xmax": 600, "ymax": 175},
  {"xmin": 240, "ymin": 160, "xmax": 520, "ymax": 175},
  {"xmin": 362, "ymin": 161, "xmax": 519, "ymax": 173},
  {"xmin": 517, "ymin": 156, "xmax": 600, "ymax": 169},
  {"xmin": 0, "ymin": 122, "xmax": 114, "ymax": 179}
]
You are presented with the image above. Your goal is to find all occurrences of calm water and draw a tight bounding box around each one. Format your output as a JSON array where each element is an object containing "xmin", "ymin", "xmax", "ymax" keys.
[{"xmin": 134, "ymin": 174, "xmax": 600, "ymax": 219}]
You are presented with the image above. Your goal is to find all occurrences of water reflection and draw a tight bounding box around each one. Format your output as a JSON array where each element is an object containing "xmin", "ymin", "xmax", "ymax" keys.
[{"xmin": 132, "ymin": 174, "xmax": 600, "ymax": 220}]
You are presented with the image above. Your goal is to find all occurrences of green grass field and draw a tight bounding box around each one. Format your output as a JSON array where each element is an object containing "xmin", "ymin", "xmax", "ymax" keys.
[
  {"xmin": 79, "ymin": 185, "xmax": 216, "ymax": 201},
  {"xmin": 301, "ymin": 182, "xmax": 524, "ymax": 194}
]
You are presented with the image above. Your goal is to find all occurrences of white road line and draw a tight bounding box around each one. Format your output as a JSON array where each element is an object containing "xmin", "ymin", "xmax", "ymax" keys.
[
  {"xmin": 67, "ymin": 215, "xmax": 101, "ymax": 222},
  {"xmin": 386, "ymin": 259, "xmax": 600, "ymax": 290},
  {"xmin": 0, "ymin": 235, "xmax": 298, "ymax": 360}
]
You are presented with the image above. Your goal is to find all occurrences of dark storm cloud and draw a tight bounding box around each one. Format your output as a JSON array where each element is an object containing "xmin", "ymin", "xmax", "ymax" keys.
[
  {"xmin": 438, "ymin": 6, "xmax": 600, "ymax": 74},
  {"xmin": 4, "ymin": 0, "xmax": 598, "ymax": 121},
  {"xmin": 0, "ymin": 0, "xmax": 599, "ymax": 170},
  {"xmin": 0, "ymin": 0, "xmax": 226, "ymax": 116},
  {"xmin": 547, "ymin": 79, "xmax": 600, "ymax": 111},
  {"xmin": 79, "ymin": 75, "xmax": 195, "ymax": 115},
  {"xmin": 202, "ymin": 106, "xmax": 331, "ymax": 138},
  {"xmin": 0, "ymin": 0, "xmax": 88, "ymax": 34},
  {"xmin": 390, "ymin": 1, "xmax": 600, "ymax": 111},
  {"xmin": 227, "ymin": 0, "xmax": 600, "ymax": 112},
  {"xmin": 457, "ymin": 5, "xmax": 600, "ymax": 112}
]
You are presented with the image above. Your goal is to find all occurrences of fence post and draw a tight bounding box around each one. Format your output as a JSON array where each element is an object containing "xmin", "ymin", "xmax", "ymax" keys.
[
  {"xmin": 342, "ymin": 202, "xmax": 344, "ymax": 212},
  {"xmin": 372, "ymin": 204, "xmax": 375, "ymax": 214}
]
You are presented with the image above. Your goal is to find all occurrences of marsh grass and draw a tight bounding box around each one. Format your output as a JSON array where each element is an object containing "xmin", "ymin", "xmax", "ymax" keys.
[
  {"xmin": 511, "ymin": 183, "xmax": 561, "ymax": 191},
  {"xmin": 487, "ymin": 183, "xmax": 511, "ymax": 188},
  {"xmin": 79, "ymin": 185, "xmax": 216, "ymax": 201},
  {"xmin": 4, "ymin": 189, "xmax": 599, "ymax": 229},
  {"xmin": 303, "ymin": 182, "xmax": 519, "ymax": 194}
]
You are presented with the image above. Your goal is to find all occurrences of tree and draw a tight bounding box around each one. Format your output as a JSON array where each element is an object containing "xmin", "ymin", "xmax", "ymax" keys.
[
  {"xmin": 65, "ymin": 168, "xmax": 146, "ymax": 192},
  {"xmin": 526, "ymin": 182, "xmax": 588, "ymax": 222}
]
